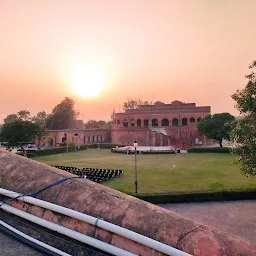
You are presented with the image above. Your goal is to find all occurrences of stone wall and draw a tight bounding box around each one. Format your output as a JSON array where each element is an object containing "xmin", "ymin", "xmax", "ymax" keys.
[{"xmin": 0, "ymin": 151, "xmax": 255, "ymax": 255}]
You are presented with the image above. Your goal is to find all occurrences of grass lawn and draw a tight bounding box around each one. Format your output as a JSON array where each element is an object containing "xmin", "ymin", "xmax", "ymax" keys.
[{"xmin": 33, "ymin": 149, "xmax": 256, "ymax": 195}]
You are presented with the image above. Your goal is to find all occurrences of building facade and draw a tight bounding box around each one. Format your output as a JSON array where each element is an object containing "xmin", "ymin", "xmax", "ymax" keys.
[
  {"xmin": 41, "ymin": 100, "xmax": 211, "ymax": 149},
  {"xmin": 111, "ymin": 100, "xmax": 211, "ymax": 148}
]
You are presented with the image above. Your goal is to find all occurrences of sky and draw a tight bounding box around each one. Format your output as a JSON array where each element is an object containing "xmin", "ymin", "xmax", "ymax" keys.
[{"xmin": 0, "ymin": 0, "xmax": 256, "ymax": 122}]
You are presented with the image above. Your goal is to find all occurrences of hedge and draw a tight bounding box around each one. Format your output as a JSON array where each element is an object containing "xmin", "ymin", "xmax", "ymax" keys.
[
  {"xmin": 188, "ymin": 147, "xmax": 231, "ymax": 153},
  {"xmin": 111, "ymin": 149, "xmax": 176, "ymax": 154},
  {"xmin": 30, "ymin": 143, "xmax": 125, "ymax": 157},
  {"xmin": 134, "ymin": 189, "xmax": 256, "ymax": 204}
]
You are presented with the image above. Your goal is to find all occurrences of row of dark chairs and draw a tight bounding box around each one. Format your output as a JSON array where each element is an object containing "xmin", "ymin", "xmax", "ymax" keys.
[{"xmin": 52, "ymin": 165, "xmax": 123, "ymax": 183}]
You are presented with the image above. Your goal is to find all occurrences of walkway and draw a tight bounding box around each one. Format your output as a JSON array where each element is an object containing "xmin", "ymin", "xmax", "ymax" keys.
[{"xmin": 159, "ymin": 200, "xmax": 256, "ymax": 245}]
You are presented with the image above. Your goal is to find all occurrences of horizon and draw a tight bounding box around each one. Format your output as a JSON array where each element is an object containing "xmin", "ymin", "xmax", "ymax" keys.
[{"xmin": 1, "ymin": 0, "xmax": 256, "ymax": 122}]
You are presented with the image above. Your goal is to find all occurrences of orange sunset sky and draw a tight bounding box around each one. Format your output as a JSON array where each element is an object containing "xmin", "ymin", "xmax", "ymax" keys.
[{"xmin": 0, "ymin": 0, "xmax": 256, "ymax": 122}]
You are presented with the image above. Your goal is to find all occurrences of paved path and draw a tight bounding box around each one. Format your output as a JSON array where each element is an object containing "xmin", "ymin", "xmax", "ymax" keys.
[
  {"xmin": 0, "ymin": 231, "xmax": 44, "ymax": 256},
  {"xmin": 159, "ymin": 200, "xmax": 256, "ymax": 245}
]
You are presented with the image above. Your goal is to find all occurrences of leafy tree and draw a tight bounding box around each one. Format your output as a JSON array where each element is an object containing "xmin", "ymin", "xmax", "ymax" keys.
[
  {"xmin": 32, "ymin": 111, "xmax": 48, "ymax": 128},
  {"xmin": 231, "ymin": 60, "xmax": 256, "ymax": 176},
  {"xmin": 17, "ymin": 110, "xmax": 31, "ymax": 121},
  {"xmin": 0, "ymin": 120, "xmax": 45, "ymax": 146},
  {"xmin": 123, "ymin": 97, "xmax": 149, "ymax": 111},
  {"xmin": 85, "ymin": 120, "xmax": 107, "ymax": 128},
  {"xmin": 197, "ymin": 113, "xmax": 235, "ymax": 147},
  {"xmin": 46, "ymin": 97, "xmax": 78, "ymax": 129},
  {"xmin": 4, "ymin": 114, "xmax": 19, "ymax": 124}
]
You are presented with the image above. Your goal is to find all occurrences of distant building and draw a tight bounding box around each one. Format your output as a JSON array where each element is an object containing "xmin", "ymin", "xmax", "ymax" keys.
[
  {"xmin": 38, "ymin": 100, "xmax": 212, "ymax": 149},
  {"xmin": 111, "ymin": 100, "xmax": 211, "ymax": 148}
]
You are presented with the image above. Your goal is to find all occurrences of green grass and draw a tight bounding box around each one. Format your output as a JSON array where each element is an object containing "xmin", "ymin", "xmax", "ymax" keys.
[{"xmin": 33, "ymin": 149, "xmax": 256, "ymax": 195}]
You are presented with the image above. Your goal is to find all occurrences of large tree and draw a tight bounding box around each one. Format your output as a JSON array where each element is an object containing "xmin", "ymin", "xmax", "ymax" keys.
[
  {"xmin": 0, "ymin": 120, "xmax": 45, "ymax": 146},
  {"xmin": 4, "ymin": 114, "xmax": 19, "ymax": 124},
  {"xmin": 17, "ymin": 110, "xmax": 31, "ymax": 121},
  {"xmin": 46, "ymin": 97, "xmax": 78, "ymax": 129},
  {"xmin": 198, "ymin": 113, "xmax": 235, "ymax": 147},
  {"xmin": 32, "ymin": 111, "xmax": 48, "ymax": 128},
  {"xmin": 123, "ymin": 97, "xmax": 149, "ymax": 111},
  {"xmin": 231, "ymin": 60, "xmax": 256, "ymax": 176}
]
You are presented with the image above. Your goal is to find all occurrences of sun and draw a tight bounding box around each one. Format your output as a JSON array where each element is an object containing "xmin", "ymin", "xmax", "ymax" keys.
[{"xmin": 70, "ymin": 66, "xmax": 105, "ymax": 98}]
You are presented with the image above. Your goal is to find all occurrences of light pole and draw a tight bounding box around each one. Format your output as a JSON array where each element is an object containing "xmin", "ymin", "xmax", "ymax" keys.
[{"xmin": 133, "ymin": 140, "xmax": 138, "ymax": 195}]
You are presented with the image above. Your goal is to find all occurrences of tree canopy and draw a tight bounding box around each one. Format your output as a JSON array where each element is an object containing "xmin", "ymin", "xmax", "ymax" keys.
[
  {"xmin": 0, "ymin": 120, "xmax": 45, "ymax": 146},
  {"xmin": 123, "ymin": 97, "xmax": 149, "ymax": 111},
  {"xmin": 231, "ymin": 60, "xmax": 256, "ymax": 176},
  {"xmin": 85, "ymin": 120, "xmax": 107, "ymax": 128},
  {"xmin": 46, "ymin": 97, "xmax": 78, "ymax": 129},
  {"xmin": 4, "ymin": 114, "xmax": 19, "ymax": 124},
  {"xmin": 32, "ymin": 111, "xmax": 48, "ymax": 128},
  {"xmin": 197, "ymin": 113, "xmax": 235, "ymax": 147}
]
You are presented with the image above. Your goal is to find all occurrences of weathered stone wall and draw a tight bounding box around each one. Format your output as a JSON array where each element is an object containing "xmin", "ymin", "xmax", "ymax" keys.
[{"xmin": 0, "ymin": 151, "xmax": 255, "ymax": 255}]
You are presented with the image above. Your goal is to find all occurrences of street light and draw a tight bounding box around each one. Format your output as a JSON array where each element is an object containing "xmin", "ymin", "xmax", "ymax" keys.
[{"xmin": 133, "ymin": 140, "xmax": 138, "ymax": 194}]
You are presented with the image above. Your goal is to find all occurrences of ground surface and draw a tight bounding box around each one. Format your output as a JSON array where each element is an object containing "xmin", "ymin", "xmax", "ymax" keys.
[
  {"xmin": 33, "ymin": 149, "xmax": 256, "ymax": 194},
  {"xmin": 160, "ymin": 200, "xmax": 256, "ymax": 246},
  {"xmin": 0, "ymin": 231, "xmax": 44, "ymax": 256}
]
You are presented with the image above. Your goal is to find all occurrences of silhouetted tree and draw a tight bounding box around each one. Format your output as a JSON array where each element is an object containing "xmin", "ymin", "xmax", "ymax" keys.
[
  {"xmin": 85, "ymin": 120, "xmax": 107, "ymax": 128},
  {"xmin": 0, "ymin": 120, "xmax": 45, "ymax": 146},
  {"xmin": 198, "ymin": 113, "xmax": 235, "ymax": 147},
  {"xmin": 32, "ymin": 111, "xmax": 48, "ymax": 128},
  {"xmin": 4, "ymin": 114, "xmax": 19, "ymax": 124},
  {"xmin": 123, "ymin": 97, "xmax": 149, "ymax": 110},
  {"xmin": 17, "ymin": 110, "xmax": 31, "ymax": 121},
  {"xmin": 46, "ymin": 97, "xmax": 78, "ymax": 129}
]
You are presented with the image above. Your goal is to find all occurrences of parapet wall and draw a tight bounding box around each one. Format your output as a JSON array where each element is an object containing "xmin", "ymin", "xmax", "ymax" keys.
[{"xmin": 0, "ymin": 151, "xmax": 255, "ymax": 255}]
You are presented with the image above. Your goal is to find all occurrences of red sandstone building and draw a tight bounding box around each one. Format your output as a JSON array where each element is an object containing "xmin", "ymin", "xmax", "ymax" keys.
[
  {"xmin": 111, "ymin": 100, "xmax": 211, "ymax": 148},
  {"xmin": 42, "ymin": 100, "xmax": 211, "ymax": 149}
]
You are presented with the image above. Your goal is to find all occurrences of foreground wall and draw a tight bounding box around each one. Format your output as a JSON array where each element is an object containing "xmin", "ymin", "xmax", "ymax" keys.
[{"xmin": 0, "ymin": 151, "xmax": 255, "ymax": 256}]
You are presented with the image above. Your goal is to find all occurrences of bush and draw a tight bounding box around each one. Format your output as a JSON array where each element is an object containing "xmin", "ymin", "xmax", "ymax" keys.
[
  {"xmin": 135, "ymin": 189, "xmax": 256, "ymax": 204},
  {"xmin": 188, "ymin": 147, "xmax": 231, "ymax": 153},
  {"xmin": 87, "ymin": 143, "xmax": 126, "ymax": 149}
]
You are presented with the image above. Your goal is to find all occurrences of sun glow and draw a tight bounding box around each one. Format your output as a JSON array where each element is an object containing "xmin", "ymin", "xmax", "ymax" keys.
[{"xmin": 70, "ymin": 65, "xmax": 105, "ymax": 98}]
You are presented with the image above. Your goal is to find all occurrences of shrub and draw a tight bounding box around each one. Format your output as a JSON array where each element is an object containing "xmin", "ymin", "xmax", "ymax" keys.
[
  {"xmin": 188, "ymin": 147, "xmax": 231, "ymax": 153},
  {"xmin": 87, "ymin": 143, "xmax": 125, "ymax": 149},
  {"xmin": 135, "ymin": 189, "xmax": 256, "ymax": 204}
]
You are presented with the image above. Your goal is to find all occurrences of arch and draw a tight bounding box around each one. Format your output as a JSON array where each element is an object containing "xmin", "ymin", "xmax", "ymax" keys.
[
  {"xmin": 137, "ymin": 119, "xmax": 142, "ymax": 127},
  {"xmin": 93, "ymin": 135, "xmax": 96, "ymax": 142},
  {"xmin": 131, "ymin": 119, "xmax": 135, "ymax": 127},
  {"xmin": 84, "ymin": 136, "xmax": 86, "ymax": 143},
  {"xmin": 117, "ymin": 120, "xmax": 120, "ymax": 125},
  {"xmin": 123, "ymin": 119, "xmax": 128, "ymax": 127},
  {"xmin": 197, "ymin": 117, "xmax": 202, "ymax": 122},
  {"xmin": 62, "ymin": 137, "xmax": 66, "ymax": 143},
  {"xmin": 97, "ymin": 135, "xmax": 100, "ymax": 142},
  {"xmin": 182, "ymin": 118, "xmax": 187, "ymax": 126},
  {"xmin": 143, "ymin": 119, "xmax": 149, "ymax": 127},
  {"xmin": 152, "ymin": 119, "xmax": 158, "ymax": 127},
  {"xmin": 161, "ymin": 118, "xmax": 169, "ymax": 126},
  {"xmin": 172, "ymin": 118, "xmax": 178, "ymax": 126},
  {"xmin": 190, "ymin": 117, "xmax": 195, "ymax": 123}
]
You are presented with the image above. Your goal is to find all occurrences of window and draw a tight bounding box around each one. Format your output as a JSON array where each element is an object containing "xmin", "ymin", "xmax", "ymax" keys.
[
  {"xmin": 144, "ymin": 119, "xmax": 149, "ymax": 127},
  {"xmin": 172, "ymin": 118, "xmax": 178, "ymax": 126},
  {"xmin": 123, "ymin": 120, "xmax": 128, "ymax": 127},
  {"xmin": 131, "ymin": 120, "xmax": 135, "ymax": 127},
  {"xmin": 182, "ymin": 118, "xmax": 187, "ymax": 126},
  {"xmin": 197, "ymin": 117, "xmax": 202, "ymax": 122},
  {"xmin": 117, "ymin": 120, "xmax": 120, "ymax": 125},
  {"xmin": 190, "ymin": 117, "xmax": 195, "ymax": 123},
  {"xmin": 137, "ymin": 119, "xmax": 142, "ymax": 127},
  {"xmin": 161, "ymin": 118, "xmax": 169, "ymax": 126},
  {"xmin": 152, "ymin": 119, "xmax": 158, "ymax": 127}
]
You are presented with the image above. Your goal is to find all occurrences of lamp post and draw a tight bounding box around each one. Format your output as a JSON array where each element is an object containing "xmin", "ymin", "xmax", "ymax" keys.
[{"xmin": 133, "ymin": 140, "xmax": 138, "ymax": 195}]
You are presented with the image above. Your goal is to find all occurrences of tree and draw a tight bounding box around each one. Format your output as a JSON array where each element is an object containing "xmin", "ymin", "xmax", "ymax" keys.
[
  {"xmin": 123, "ymin": 97, "xmax": 149, "ymax": 111},
  {"xmin": 197, "ymin": 113, "xmax": 235, "ymax": 147},
  {"xmin": 0, "ymin": 120, "xmax": 45, "ymax": 146},
  {"xmin": 4, "ymin": 114, "xmax": 19, "ymax": 124},
  {"xmin": 85, "ymin": 120, "xmax": 107, "ymax": 128},
  {"xmin": 17, "ymin": 110, "xmax": 31, "ymax": 121},
  {"xmin": 46, "ymin": 97, "xmax": 78, "ymax": 129},
  {"xmin": 32, "ymin": 111, "xmax": 48, "ymax": 128},
  {"xmin": 231, "ymin": 60, "xmax": 256, "ymax": 176}
]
